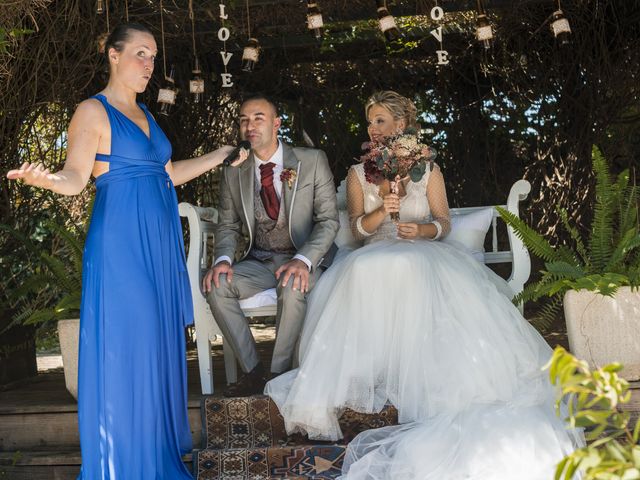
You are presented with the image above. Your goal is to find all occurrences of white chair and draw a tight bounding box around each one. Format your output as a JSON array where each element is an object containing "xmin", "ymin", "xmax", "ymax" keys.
[{"xmin": 179, "ymin": 179, "xmax": 532, "ymax": 395}]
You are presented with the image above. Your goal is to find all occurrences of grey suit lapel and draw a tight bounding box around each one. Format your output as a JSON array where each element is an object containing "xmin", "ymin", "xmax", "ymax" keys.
[
  {"xmin": 282, "ymin": 144, "xmax": 301, "ymax": 247},
  {"xmin": 238, "ymin": 153, "xmax": 255, "ymax": 245}
]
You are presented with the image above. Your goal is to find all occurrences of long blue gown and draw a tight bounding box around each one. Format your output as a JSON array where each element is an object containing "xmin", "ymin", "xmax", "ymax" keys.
[{"xmin": 77, "ymin": 94, "xmax": 194, "ymax": 479}]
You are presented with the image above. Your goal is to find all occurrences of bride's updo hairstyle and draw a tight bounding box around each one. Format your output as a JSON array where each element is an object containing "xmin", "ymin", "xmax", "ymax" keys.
[{"xmin": 365, "ymin": 91, "xmax": 420, "ymax": 131}]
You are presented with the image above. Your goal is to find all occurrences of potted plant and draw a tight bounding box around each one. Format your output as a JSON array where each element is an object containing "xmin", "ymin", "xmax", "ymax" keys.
[
  {"xmin": 1, "ymin": 215, "xmax": 84, "ymax": 398},
  {"xmin": 548, "ymin": 346, "xmax": 639, "ymax": 479},
  {"xmin": 498, "ymin": 146, "xmax": 640, "ymax": 379}
]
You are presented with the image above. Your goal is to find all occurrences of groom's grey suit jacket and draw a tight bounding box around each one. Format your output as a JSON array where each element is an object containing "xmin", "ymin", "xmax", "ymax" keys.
[{"xmin": 215, "ymin": 143, "xmax": 339, "ymax": 269}]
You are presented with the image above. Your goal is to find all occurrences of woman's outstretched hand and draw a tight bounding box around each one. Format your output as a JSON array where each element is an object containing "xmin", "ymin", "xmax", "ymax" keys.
[
  {"xmin": 229, "ymin": 146, "xmax": 249, "ymax": 167},
  {"xmin": 214, "ymin": 144, "xmax": 250, "ymax": 169},
  {"xmin": 7, "ymin": 162, "xmax": 56, "ymax": 189}
]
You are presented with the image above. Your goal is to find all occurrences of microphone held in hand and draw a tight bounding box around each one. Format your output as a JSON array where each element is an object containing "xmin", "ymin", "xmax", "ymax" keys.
[{"xmin": 223, "ymin": 141, "xmax": 252, "ymax": 167}]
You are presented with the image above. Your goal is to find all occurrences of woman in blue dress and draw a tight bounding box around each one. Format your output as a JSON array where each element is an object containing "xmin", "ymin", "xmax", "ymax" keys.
[{"xmin": 7, "ymin": 23, "xmax": 244, "ymax": 479}]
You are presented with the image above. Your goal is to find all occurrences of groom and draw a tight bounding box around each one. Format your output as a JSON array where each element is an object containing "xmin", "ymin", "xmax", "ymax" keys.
[{"xmin": 203, "ymin": 94, "xmax": 339, "ymax": 397}]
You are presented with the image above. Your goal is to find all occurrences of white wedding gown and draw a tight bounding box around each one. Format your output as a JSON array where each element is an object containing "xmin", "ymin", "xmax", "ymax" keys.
[{"xmin": 265, "ymin": 164, "xmax": 583, "ymax": 479}]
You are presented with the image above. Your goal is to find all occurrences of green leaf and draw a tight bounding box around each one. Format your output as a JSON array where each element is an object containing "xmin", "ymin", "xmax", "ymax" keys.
[
  {"xmin": 555, "ymin": 456, "xmax": 570, "ymax": 480},
  {"xmin": 24, "ymin": 309, "xmax": 56, "ymax": 325},
  {"xmin": 589, "ymin": 146, "xmax": 615, "ymax": 271},
  {"xmin": 497, "ymin": 206, "xmax": 565, "ymax": 263},
  {"xmin": 605, "ymin": 230, "xmax": 640, "ymax": 273},
  {"xmin": 558, "ymin": 207, "xmax": 590, "ymax": 267},
  {"xmin": 409, "ymin": 163, "xmax": 425, "ymax": 182},
  {"xmin": 632, "ymin": 419, "xmax": 640, "ymax": 444},
  {"xmin": 545, "ymin": 261, "xmax": 586, "ymax": 280}
]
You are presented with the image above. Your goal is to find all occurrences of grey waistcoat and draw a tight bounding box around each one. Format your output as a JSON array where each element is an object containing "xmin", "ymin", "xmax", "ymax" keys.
[{"xmin": 250, "ymin": 186, "xmax": 295, "ymax": 261}]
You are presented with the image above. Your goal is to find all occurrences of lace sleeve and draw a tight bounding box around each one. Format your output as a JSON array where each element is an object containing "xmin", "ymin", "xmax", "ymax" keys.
[
  {"xmin": 347, "ymin": 167, "xmax": 373, "ymax": 241},
  {"xmin": 427, "ymin": 164, "xmax": 451, "ymax": 239}
]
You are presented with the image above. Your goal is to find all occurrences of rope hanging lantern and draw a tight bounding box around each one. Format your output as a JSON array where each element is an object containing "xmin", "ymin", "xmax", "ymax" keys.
[
  {"xmin": 475, "ymin": 0, "xmax": 493, "ymax": 49},
  {"xmin": 241, "ymin": 0, "xmax": 260, "ymax": 73},
  {"xmin": 188, "ymin": 0, "xmax": 204, "ymax": 103},
  {"xmin": 157, "ymin": 0, "xmax": 177, "ymax": 115}
]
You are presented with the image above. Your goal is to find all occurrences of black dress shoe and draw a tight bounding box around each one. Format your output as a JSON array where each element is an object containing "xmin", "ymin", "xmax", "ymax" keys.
[{"xmin": 223, "ymin": 363, "xmax": 266, "ymax": 397}]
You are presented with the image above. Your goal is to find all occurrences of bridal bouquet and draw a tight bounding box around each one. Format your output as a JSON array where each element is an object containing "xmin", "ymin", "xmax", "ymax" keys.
[{"xmin": 360, "ymin": 128, "xmax": 437, "ymax": 221}]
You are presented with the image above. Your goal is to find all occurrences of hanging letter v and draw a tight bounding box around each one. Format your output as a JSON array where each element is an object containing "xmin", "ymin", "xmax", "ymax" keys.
[
  {"xmin": 430, "ymin": 26, "xmax": 443, "ymax": 43},
  {"xmin": 221, "ymin": 52, "xmax": 233, "ymax": 65}
]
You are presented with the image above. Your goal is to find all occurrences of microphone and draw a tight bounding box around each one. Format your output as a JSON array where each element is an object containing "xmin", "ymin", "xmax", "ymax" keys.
[{"xmin": 223, "ymin": 140, "xmax": 252, "ymax": 167}]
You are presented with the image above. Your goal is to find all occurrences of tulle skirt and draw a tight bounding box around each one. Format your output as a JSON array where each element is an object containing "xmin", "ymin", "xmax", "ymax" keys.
[{"xmin": 265, "ymin": 239, "xmax": 583, "ymax": 479}]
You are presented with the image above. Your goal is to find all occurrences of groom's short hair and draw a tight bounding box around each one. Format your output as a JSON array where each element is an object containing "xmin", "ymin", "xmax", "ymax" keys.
[{"xmin": 240, "ymin": 93, "xmax": 280, "ymax": 117}]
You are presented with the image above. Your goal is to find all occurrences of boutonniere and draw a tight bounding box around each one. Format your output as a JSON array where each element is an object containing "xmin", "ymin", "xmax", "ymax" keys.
[{"xmin": 280, "ymin": 168, "xmax": 297, "ymax": 189}]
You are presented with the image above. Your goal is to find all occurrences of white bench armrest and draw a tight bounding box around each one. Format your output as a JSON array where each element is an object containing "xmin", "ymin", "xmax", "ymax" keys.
[{"xmin": 504, "ymin": 180, "xmax": 532, "ymax": 298}]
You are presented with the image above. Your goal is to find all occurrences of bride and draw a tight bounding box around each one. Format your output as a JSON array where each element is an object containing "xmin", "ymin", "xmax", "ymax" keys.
[{"xmin": 265, "ymin": 91, "xmax": 583, "ymax": 479}]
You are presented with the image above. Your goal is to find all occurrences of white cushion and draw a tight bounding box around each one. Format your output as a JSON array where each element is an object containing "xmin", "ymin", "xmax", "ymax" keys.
[
  {"xmin": 442, "ymin": 208, "xmax": 494, "ymax": 262},
  {"xmin": 239, "ymin": 288, "xmax": 277, "ymax": 309}
]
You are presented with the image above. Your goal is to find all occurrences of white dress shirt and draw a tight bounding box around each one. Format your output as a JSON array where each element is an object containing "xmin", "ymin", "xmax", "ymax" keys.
[{"xmin": 215, "ymin": 140, "xmax": 312, "ymax": 271}]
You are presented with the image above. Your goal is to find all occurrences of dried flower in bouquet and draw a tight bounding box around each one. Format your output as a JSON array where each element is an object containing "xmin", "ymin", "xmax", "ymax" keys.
[{"xmin": 360, "ymin": 128, "xmax": 437, "ymax": 221}]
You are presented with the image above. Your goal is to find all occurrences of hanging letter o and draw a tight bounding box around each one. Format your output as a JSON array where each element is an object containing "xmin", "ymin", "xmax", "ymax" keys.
[
  {"xmin": 430, "ymin": 6, "xmax": 444, "ymax": 21},
  {"xmin": 218, "ymin": 27, "xmax": 230, "ymax": 42}
]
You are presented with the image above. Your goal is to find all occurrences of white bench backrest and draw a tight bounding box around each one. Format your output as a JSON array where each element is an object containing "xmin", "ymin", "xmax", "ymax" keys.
[{"xmin": 178, "ymin": 178, "xmax": 532, "ymax": 394}]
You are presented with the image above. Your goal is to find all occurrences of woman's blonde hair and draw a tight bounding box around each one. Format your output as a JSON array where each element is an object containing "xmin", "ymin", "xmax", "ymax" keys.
[{"xmin": 365, "ymin": 91, "xmax": 420, "ymax": 131}]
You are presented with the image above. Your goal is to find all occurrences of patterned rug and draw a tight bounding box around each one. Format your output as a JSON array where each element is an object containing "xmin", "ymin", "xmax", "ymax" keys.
[
  {"xmin": 196, "ymin": 395, "xmax": 398, "ymax": 479},
  {"xmin": 201, "ymin": 395, "xmax": 398, "ymax": 449},
  {"xmin": 194, "ymin": 445, "xmax": 347, "ymax": 480}
]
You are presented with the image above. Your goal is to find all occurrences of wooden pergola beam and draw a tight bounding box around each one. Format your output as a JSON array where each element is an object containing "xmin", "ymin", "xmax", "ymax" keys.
[{"xmin": 229, "ymin": 0, "xmax": 560, "ymax": 12}]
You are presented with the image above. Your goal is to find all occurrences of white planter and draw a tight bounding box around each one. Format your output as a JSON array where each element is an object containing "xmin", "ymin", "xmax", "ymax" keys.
[
  {"xmin": 564, "ymin": 287, "xmax": 640, "ymax": 380},
  {"xmin": 57, "ymin": 318, "xmax": 79, "ymax": 400}
]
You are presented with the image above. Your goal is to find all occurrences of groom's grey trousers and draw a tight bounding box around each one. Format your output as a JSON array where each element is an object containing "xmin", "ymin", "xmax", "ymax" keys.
[{"xmin": 207, "ymin": 253, "xmax": 321, "ymax": 374}]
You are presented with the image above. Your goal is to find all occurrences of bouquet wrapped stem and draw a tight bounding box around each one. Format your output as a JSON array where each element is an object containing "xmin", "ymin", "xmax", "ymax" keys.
[{"xmin": 389, "ymin": 177, "xmax": 400, "ymax": 223}]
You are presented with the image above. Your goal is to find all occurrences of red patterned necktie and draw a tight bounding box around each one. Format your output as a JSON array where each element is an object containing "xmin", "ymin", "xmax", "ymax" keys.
[{"xmin": 259, "ymin": 162, "xmax": 280, "ymax": 220}]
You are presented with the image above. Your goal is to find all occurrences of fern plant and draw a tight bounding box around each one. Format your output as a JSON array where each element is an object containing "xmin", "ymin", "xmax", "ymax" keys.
[
  {"xmin": 497, "ymin": 146, "xmax": 640, "ymax": 330},
  {"xmin": 0, "ymin": 210, "xmax": 88, "ymax": 332}
]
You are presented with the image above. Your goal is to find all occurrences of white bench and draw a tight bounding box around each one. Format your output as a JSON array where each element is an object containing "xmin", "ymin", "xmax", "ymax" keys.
[{"xmin": 179, "ymin": 179, "xmax": 532, "ymax": 395}]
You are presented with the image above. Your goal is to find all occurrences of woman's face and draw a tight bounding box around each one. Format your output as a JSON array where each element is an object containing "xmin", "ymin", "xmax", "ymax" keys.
[
  {"xmin": 367, "ymin": 104, "xmax": 405, "ymax": 142},
  {"xmin": 109, "ymin": 31, "xmax": 157, "ymax": 93}
]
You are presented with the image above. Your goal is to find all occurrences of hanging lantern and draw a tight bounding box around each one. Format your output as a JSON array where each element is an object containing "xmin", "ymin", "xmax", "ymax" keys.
[
  {"xmin": 96, "ymin": 0, "xmax": 104, "ymax": 14},
  {"xmin": 550, "ymin": 9, "xmax": 571, "ymax": 45},
  {"xmin": 242, "ymin": 38, "xmax": 260, "ymax": 72},
  {"xmin": 306, "ymin": 1, "xmax": 324, "ymax": 40},
  {"xmin": 190, "ymin": 58, "xmax": 205, "ymax": 103},
  {"xmin": 188, "ymin": 0, "xmax": 204, "ymax": 103},
  {"xmin": 476, "ymin": 14, "xmax": 493, "ymax": 49},
  {"xmin": 375, "ymin": 0, "xmax": 400, "ymax": 43},
  {"xmin": 157, "ymin": 65, "xmax": 177, "ymax": 116}
]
